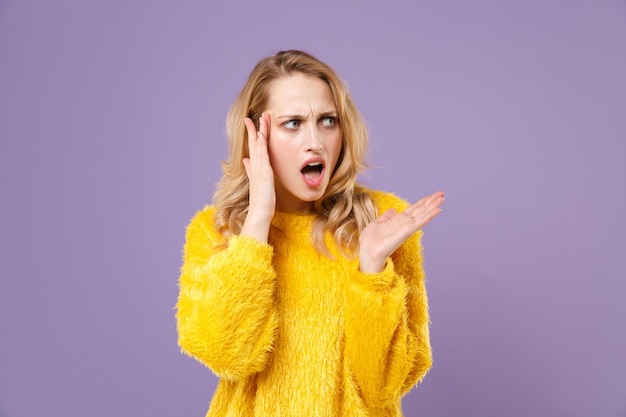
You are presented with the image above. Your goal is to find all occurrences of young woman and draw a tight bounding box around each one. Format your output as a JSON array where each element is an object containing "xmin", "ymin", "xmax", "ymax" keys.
[{"xmin": 176, "ymin": 50, "xmax": 444, "ymax": 417}]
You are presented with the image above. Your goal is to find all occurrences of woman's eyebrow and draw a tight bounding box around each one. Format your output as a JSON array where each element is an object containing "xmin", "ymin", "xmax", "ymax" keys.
[
  {"xmin": 276, "ymin": 110, "xmax": 338, "ymax": 120},
  {"xmin": 276, "ymin": 114, "xmax": 306, "ymax": 120}
]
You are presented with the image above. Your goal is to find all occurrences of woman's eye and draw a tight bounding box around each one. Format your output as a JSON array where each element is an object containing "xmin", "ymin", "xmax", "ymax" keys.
[
  {"xmin": 284, "ymin": 120, "xmax": 301, "ymax": 129},
  {"xmin": 321, "ymin": 117, "xmax": 337, "ymax": 127}
]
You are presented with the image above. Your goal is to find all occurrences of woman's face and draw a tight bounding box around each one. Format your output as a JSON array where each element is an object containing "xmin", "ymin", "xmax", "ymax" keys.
[{"xmin": 264, "ymin": 73, "xmax": 343, "ymax": 213}]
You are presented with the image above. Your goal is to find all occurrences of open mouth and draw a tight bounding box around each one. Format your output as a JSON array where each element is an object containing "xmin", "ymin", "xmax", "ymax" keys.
[
  {"xmin": 301, "ymin": 161, "xmax": 325, "ymax": 187},
  {"xmin": 301, "ymin": 162, "xmax": 323, "ymax": 181}
]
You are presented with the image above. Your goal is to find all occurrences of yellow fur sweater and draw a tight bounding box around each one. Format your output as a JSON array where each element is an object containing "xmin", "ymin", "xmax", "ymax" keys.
[{"xmin": 176, "ymin": 190, "xmax": 432, "ymax": 417}]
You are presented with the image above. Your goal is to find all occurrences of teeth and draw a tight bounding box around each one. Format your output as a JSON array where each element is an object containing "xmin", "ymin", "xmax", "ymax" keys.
[{"xmin": 307, "ymin": 162, "xmax": 322, "ymax": 167}]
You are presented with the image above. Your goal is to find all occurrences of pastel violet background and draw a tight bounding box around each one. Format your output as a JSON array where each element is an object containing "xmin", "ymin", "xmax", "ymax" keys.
[{"xmin": 0, "ymin": 0, "xmax": 624, "ymax": 416}]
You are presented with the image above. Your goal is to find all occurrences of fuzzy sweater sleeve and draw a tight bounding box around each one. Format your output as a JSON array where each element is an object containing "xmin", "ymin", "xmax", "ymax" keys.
[
  {"xmin": 175, "ymin": 207, "xmax": 279, "ymax": 381},
  {"xmin": 344, "ymin": 192, "xmax": 432, "ymax": 409}
]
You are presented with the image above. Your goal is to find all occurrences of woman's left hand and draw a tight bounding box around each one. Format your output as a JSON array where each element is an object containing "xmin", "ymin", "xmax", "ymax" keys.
[{"xmin": 358, "ymin": 191, "xmax": 445, "ymax": 274}]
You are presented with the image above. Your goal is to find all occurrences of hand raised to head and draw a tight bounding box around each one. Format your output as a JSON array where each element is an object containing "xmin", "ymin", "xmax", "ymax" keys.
[
  {"xmin": 241, "ymin": 113, "xmax": 276, "ymax": 242},
  {"xmin": 358, "ymin": 191, "xmax": 445, "ymax": 274}
]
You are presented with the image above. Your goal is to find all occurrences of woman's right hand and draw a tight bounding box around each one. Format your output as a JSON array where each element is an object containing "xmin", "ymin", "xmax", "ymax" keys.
[{"xmin": 241, "ymin": 113, "xmax": 275, "ymax": 243}]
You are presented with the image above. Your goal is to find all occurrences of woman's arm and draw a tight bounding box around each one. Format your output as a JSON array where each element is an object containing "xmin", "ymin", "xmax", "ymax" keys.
[
  {"xmin": 175, "ymin": 208, "xmax": 279, "ymax": 381},
  {"xmin": 344, "ymin": 191, "xmax": 442, "ymax": 408}
]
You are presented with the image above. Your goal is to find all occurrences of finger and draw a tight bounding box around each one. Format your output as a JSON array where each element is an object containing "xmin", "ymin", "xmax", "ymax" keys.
[
  {"xmin": 417, "ymin": 199, "xmax": 443, "ymax": 221},
  {"xmin": 404, "ymin": 195, "xmax": 430, "ymax": 216},
  {"xmin": 406, "ymin": 191, "xmax": 445, "ymax": 216},
  {"xmin": 257, "ymin": 128, "xmax": 267, "ymax": 149},
  {"xmin": 256, "ymin": 113, "xmax": 272, "ymax": 150},
  {"xmin": 255, "ymin": 124, "xmax": 270, "ymax": 159},
  {"xmin": 259, "ymin": 112, "xmax": 271, "ymax": 140},
  {"xmin": 428, "ymin": 191, "xmax": 445, "ymax": 208},
  {"xmin": 426, "ymin": 194, "xmax": 445, "ymax": 211},
  {"xmin": 258, "ymin": 114, "xmax": 266, "ymax": 140},
  {"xmin": 403, "ymin": 204, "xmax": 441, "ymax": 230},
  {"xmin": 242, "ymin": 157, "xmax": 251, "ymax": 178},
  {"xmin": 414, "ymin": 206, "xmax": 443, "ymax": 230},
  {"xmin": 244, "ymin": 117, "xmax": 258, "ymax": 151}
]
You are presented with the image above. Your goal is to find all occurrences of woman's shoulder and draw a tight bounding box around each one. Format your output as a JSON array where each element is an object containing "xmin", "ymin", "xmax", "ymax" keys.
[
  {"xmin": 184, "ymin": 205, "xmax": 228, "ymax": 247},
  {"xmin": 356, "ymin": 185, "xmax": 411, "ymax": 214},
  {"xmin": 188, "ymin": 205, "xmax": 217, "ymax": 225},
  {"xmin": 185, "ymin": 205, "xmax": 221, "ymax": 238}
]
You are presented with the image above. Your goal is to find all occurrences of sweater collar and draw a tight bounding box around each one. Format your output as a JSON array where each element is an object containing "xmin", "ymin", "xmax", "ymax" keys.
[{"xmin": 271, "ymin": 210, "xmax": 316, "ymax": 234}]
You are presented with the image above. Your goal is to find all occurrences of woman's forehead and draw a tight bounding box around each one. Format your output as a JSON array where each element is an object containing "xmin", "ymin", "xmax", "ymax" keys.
[{"xmin": 266, "ymin": 74, "xmax": 336, "ymax": 114}]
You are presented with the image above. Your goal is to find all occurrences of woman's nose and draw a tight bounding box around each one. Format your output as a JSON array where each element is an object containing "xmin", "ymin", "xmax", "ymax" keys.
[{"xmin": 305, "ymin": 125, "xmax": 323, "ymax": 152}]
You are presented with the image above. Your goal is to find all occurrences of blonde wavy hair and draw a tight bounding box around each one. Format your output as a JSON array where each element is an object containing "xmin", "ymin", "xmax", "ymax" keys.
[{"xmin": 213, "ymin": 50, "xmax": 377, "ymax": 256}]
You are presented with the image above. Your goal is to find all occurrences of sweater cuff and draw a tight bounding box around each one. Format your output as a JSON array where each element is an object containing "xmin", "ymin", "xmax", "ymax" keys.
[
  {"xmin": 227, "ymin": 235, "xmax": 274, "ymax": 262},
  {"xmin": 200, "ymin": 235, "xmax": 276, "ymax": 290},
  {"xmin": 351, "ymin": 257, "xmax": 398, "ymax": 293}
]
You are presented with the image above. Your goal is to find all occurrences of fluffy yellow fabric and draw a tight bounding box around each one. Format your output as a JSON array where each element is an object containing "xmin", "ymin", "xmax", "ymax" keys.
[{"xmin": 176, "ymin": 189, "xmax": 432, "ymax": 417}]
